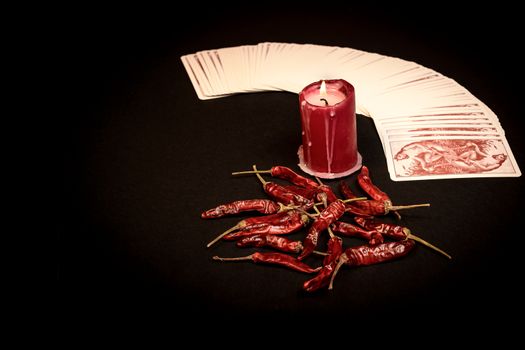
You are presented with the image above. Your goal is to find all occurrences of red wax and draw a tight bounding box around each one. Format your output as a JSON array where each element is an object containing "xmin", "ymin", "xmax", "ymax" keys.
[{"xmin": 298, "ymin": 79, "xmax": 361, "ymax": 179}]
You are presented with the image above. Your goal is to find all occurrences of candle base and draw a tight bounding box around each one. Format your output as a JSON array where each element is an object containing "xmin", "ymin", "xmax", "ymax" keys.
[{"xmin": 297, "ymin": 146, "xmax": 362, "ymax": 179}]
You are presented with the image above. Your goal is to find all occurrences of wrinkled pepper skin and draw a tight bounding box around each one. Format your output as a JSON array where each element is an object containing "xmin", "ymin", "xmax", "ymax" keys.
[
  {"xmin": 201, "ymin": 199, "xmax": 281, "ymax": 219},
  {"xmin": 298, "ymin": 200, "xmax": 346, "ymax": 260},
  {"xmin": 303, "ymin": 236, "xmax": 343, "ymax": 292},
  {"xmin": 344, "ymin": 240, "xmax": 415, "ymax": 266}
]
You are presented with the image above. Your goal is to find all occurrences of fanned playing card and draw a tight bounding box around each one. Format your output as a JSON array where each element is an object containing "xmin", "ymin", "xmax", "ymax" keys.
[{"xmin": 180, "ymin": 43, "xmax": 521, "ymax": 180}]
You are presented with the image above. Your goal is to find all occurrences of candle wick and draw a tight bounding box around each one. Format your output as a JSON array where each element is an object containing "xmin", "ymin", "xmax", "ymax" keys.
[{"xmin": 320, "ymin": 98, "xmax": 329, "ymax": 106}]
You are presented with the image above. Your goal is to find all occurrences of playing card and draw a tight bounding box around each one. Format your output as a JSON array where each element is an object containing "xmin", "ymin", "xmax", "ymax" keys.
[{"xmin": 384, "ymin": 137, "xmax": 521, "ymax": 180}]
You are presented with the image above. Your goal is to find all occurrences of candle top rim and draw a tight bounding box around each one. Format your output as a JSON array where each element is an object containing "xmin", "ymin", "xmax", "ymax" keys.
[{"xmin": 300, "ymin": 79, "xmax": 354, "ymax": 107}]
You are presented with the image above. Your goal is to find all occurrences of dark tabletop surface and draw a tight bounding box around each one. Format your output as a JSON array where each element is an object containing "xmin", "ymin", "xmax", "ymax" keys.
[{"xmin": 60, "ymin": 4, "xmax": 524, "ymax": 327}]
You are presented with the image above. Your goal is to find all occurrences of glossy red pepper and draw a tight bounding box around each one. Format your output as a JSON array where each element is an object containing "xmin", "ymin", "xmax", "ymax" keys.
[
  {"xmin": 201, "ymin": 199, "xmax": 282, "ymax": 219},
  {"xmin": 235, "ymin": 235, "xmax": 303, "ymax": 253},
  {"xmin": 213, "ymin": 252, "xmax": 321, "ymax": 274},
  {"xmin": 330, "ymin": 221, "xmax": 384, "ymax": 245},
  {"xmin": 303, "ymin": 236, "xmax": 343, "ymax": 292},
  {"xmin": 298, "ymin": 200, "xmax": 346, "ymax": 260},
  {"xmin": 354, "ymin": 217, "xmax": 451, "ymax": 259},
  {"xmin": 329, "ymin": 240, "xmax": 416, "ymax": 289}
]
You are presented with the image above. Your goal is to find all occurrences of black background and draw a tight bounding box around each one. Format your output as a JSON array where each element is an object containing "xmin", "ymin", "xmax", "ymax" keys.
[{"xmin": 60, "ymin": 3, "xmax": 524, "ymax": 327}]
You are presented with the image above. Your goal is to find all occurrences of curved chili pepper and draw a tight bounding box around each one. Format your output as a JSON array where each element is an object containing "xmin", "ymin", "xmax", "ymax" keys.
[
  {"xmin": 323, "ymin": 236, "xmax": 344, "ymax": 266},
  {"xmin": 223, "ymin": 212, "xmax": 309, "ymax": 240},
  {"xmin": 283, "ymin": 185, "xmax": 318, "ymax": 200},
  {"xmin": 201, "ymin": 199, "xmax": 282, "ymax": 219},
  {"xmin": 340, "ymin": 180, "xmax": 359, "ymax": 200},
  {"xmin": 340, "ymin": 181, "xmax": 374, "ymax": 216},
  {"xmin": 233, "ymin": 165, "xmax": 319, "ymax": 189},
  {"xmin": 354, "ymin": 217, "xmax": 451, "ymax": 259},
  {"xmin": 207, "ymin": 210, "xmax": 302, "ymax": 247},
  {"xmin": 341, "ymin": 180, "xmax": 429, "ymax": 216},
  {"xmin": 236, "ymin": 235, "xmax": 303, "ymax": 253},
  {"xmin": 357, "ymin": 165, "xmax": 403, "ymax": 219},
  {"xmin": 298, "ymin": 200, "xmax": 346, "ymax": 260},
  {"xmin": 269, "ymin": 166, "xmax": 319, "ymax": 189},
  {"xmin": 303, "ymin": 236, "xmax": 343, "ymax": 292},
  {"xmin": 357, "ymin": 166, "xmax": 432, "ymax": 219},
  {"xmin": 330, "ymin": 221, "xmax": 384, "ymax": 245},
  {"xmin": 284, "ymin": 184, "xmax": 338, "ymax": 208},
  {"xmin": 262, "ymin": 182, "xmax": 312, "ymax": 207},
  {"xmin": 329, "ymin": 240, "xmax": 416, "ymax": 289},
  {"xmin": 354, "ymin": 217, "xmax": 406, "ymax": 240},
  {"xmin": 357, "ymin": 166, "xmax": 390, "ymax": 201},
  {"xmin": 213, "ymin": 252, "xmax": 321, "ymax": 274}
]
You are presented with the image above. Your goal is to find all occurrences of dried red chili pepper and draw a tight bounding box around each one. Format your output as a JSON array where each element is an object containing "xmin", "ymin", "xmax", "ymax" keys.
[
  {"xmin": 235, "ymin": 235, "xmax": 303, "ymax": 253},
  {"xmin": 357, "ymin": 165, "xmax": 402, "ymax": 219},
  {"xmin": 356, "ymin": 166, "xmax": 430, "ymax": 218},
  {"xmin": 264, "ymin": 182, "xmax": 314, "ymax": 208},
  {"xmin": 348, "ymin": 199, "xmax": 430, "ymax": 216},
  {"xmin": 329, "ymin": 240, "xmax": 416, "ymax": 289},
  {"xmin": 282, "ymin": 185, "xmax": 318, "ymax": 200},
  {"xmin": 222, "ymin": 211, "xmax": 309, "ymax": 240},
  {"xmin": 233, "ymin": 165, "xmax": 319, "ymax": 189},
  {"xmin": 246, "ymin": 165, "xmax": 313, "ymax": 210},
  {"xmin": 330, "ymin": 221, "xmax": 384, "ymax": 245},
  {"xmin": 207, "ymin": 210, "xmax": 304, "ymax": 247},
  {"xmin": 340, "ymin": 180, "xmax": 359, "ymax": 200},
  {"xmin": 340, "ymin": 181, "xmax": 375, "ymax": 216},
  {"xmin": 213, "ymin": 252, "xmax": 321, "ymax": 274},
  {"xmin": 303, "ymin": 236, "xmax": 343, "ymax": 292},
  {"xmin": 201, "ymin": 199, "xmax": 283, "ymax": 219},
  {"xmin": 356, "ymin": 166, "xmax": 390, "ymax": 201},
  {"xmin": 298, "ymin": 200, "xmax": 346, "ymax": 260},
  {"xmin": 354, "ymin": 217, "xmax": 451, "ymax": 259}
]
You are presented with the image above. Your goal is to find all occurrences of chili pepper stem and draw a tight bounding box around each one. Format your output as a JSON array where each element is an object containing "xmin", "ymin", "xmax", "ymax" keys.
[
  {"xmin": 389, "ymin": 203, "xmax": 431, "ymax": 211},
  {"xmin": 327, "ymin": 226, "xmax": 335, "ymax": 239},
  {"xmin": 252, "ymin": 164, "xmax": 267, "ymax": 185},
  {"xmin": 207, "ymin": 225, "xmax": 240, "ymax": 248},
  {"xmin": 231, "ymin": 169, "xmax": 272, "ymax": 175},
  {"xmin": 393, "ymin": 211, "xmax": 402, "ymax": 220},
  {"xmin": 213, "ymin": 255, "xmax": 253, "ymax": 262},
  {"xmin": 328, "ymin": 254, "xmax": 348, "ymax": 290},
  {"xmin": 313, "ymin": 250, "xmax": 329, "ymax": 256},
  {"xmin": 278, "ymin": 203, "xmax": 297, "ymax": 212},
  {"xmin": 407, "ymin": 232, "xmax": 452, "ymax": 259},
  {"xmin": 341, "ymin": 197, "xmax": 368, "ymax": 203},
  {"xmin": 298, "ymin": 208, "xmax": 318, "ymax": 219},
  {"xmin": 315, "ymin": 176, "xmax": 324, "ymax": 186}
]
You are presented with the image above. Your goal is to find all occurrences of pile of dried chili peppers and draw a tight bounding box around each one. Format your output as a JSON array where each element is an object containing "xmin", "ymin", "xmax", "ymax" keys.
[{"xmin": 202, "ymin": 164, "xmax": 451, "ymax": 293}]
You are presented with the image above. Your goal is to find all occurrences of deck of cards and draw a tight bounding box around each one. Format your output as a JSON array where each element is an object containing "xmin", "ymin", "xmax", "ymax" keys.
[{"xmin": 181, "ymin": 42, "xmax": 521, "ymax": 181}]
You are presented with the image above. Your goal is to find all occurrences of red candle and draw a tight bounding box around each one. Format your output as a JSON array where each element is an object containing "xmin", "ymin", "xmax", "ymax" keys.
[{"xmin": 298, "ymin": 79, "xmax": 361, "ymax": 179}]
